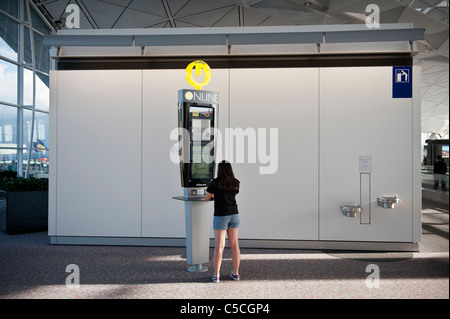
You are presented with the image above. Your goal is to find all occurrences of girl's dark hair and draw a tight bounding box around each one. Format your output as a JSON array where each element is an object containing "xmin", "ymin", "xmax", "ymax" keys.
[{"xmin": 217, "ymin": 160, "xmax": 239, "ymax": 192}]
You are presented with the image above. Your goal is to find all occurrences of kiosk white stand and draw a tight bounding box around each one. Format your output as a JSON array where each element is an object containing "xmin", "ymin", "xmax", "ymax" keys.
[{"xmin": 172, "ymin": 195, "xmax": 211, "ymax": 272}]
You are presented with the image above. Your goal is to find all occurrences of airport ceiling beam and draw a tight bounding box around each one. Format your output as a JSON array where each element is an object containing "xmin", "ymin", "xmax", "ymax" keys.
[
  {"xmin": 43, "ymin": 25, "xmax": 424, "ymax": 48},
  {"xmin": 324, "ymin": 28, "xmax": 425, "ymax": 43},
  {"xmin": 43, "ymin": 35, "xmax": 133, "ymax": 46}
]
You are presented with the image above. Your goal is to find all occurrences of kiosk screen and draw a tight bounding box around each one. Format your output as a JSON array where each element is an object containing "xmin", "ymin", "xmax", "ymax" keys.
[
  {"xmin": 191, "ymin": 144, "xmax": 213, "ymax": 180},
  {"xmin": 192, "ymin": 119, "xmax": 211, "ymax": 141},
  {"xmin": 188, "ymin": 106, "xmax": 214, "ymax": 184}
]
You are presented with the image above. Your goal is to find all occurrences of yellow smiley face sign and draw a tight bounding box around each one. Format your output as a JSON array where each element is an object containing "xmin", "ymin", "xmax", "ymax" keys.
[{"xmin": 185, "ymin": 60, "xmax": 212, "ymax": 90}]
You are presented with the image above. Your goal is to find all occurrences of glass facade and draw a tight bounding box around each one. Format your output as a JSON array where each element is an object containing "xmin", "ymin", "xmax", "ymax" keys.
[
  {"xmin": 0, "ymin": 104, "xmax": 18, "ymax": 147},
  {"xmin": 0, "ymin": 0, "xmax": 18, "ymax": 19},
  {"xmin": 0, "ymin": 0, "xmax": 52, "ymax": 177},
  {"xmin": 0, "ymin": 59, "xmax": 18, "ymax": 104}
]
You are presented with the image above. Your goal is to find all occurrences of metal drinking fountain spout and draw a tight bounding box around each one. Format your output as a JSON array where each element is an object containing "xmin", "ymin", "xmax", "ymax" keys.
[
  {"xmin": 340, "ymin": 202, "xmax": 363, "ymax": 218},
  {"xmin": 377, "ymin": 194, "xmax": 401, "ymax": 209}
]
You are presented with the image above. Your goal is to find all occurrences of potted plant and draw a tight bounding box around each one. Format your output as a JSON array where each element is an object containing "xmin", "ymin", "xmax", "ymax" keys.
[{"xmin": 0, "ymin": 170, "xmax": 48, "ymax": 234}]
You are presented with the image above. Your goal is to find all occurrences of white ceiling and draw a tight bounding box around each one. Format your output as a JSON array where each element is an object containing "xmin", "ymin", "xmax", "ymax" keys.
[{"xmin": 33, "ymin": 0, "xmax": 449, "ymax": 135}]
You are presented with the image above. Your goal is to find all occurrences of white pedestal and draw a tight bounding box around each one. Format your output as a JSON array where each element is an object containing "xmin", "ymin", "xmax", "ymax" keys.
[{"xmin": 173, "ymin": 196, "xmax": 211, "ymax": 272}]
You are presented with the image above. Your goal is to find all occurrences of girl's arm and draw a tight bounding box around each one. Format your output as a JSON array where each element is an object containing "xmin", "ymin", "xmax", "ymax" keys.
[{"xmin": 205, "ymin": 192, "xmax": 214, "ymax": 201}]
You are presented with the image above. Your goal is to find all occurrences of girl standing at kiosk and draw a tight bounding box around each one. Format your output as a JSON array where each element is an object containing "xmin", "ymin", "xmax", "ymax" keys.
[{"xmin": 205, "ymin": 161, "xmax": 240, "ymax": 283}]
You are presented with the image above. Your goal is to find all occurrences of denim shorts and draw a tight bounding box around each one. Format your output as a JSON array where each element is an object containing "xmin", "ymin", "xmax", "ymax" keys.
[{"xmin": 213, "ymin": 214, "xmax": 240, "ymax": 230}]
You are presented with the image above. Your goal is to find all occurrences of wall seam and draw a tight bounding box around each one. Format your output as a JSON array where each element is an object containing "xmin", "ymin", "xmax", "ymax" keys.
[
  {"xmin": 55, "ymin": 72, "xmax": 58, "ymax": 237},
  {"xmin": 317, "ymin": 68, "xmax": 320, "ymax": 241},
  {"xmin": 140, "ymin": 70, "xmax": 143, "ymax": 238}
]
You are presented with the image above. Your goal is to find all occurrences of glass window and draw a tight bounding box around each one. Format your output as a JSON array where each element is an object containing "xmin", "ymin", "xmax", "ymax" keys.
[
  {"xmin": 0, "ymin": 0, "xmax": 19, "ymax": 19},
  {"xmin": 23, "ymin": 109, "xmax": 49, "ymax": 148},
  {"xmin": 0, "ymin": 59, "xmax": 18, "ymax": 104},
  {"xmin": 0, "ymin": 1, "xmax": 52, "ymax": 177},
  {"xmin": 30, "ymin": 5, "xmax": 51, "ymax": 35},
  {"xmin": 23, "ymin": 67, "xmax": 32, "ymax": 107},
  {"xmin": 23, "ymin": 109, "xmax": 49, "ymax": 178},
  {"xmin": 36, "ymin": 73, "xmax": 49, "ymax": 112},
  {"xmin": 0, "ymin": 14, "xmax": 19, "ymax": 61},
  {"xmin": 23, "ymin": 109, "xmax": 49, "ymax": 149},
  {"xmin": 33, "ymin": 32, "xmax": 50, "ymax": 73},
  {"xmin": 24, "ymin": 69, "xmax": 49, "ymax": 111},
  {"xmin": 0, "ymin": 148, "xmax": 17, "ymax": 172},
  {"xmin": 0, "ymin": 104, "xmax": 18, "ymax": 148},
  {"xmin": 23, "ymin": 27, "xmax": 33, "ymax": 67},
  {"xmin": 24, "ymin": 29, "xmax": 50, "ymax": 74}
]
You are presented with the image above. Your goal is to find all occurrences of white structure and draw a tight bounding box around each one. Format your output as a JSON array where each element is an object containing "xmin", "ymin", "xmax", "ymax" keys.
[{"xmin": 47, "ymin": 25, "xmax": 423, "ymax": 251}]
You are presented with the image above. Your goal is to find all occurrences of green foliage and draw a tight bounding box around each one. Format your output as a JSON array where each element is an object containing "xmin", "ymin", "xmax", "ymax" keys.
[
  {"xmin": 0, "ymin": 174, "xmax": 48, "ymax": 192},
  {"xmin": 0, "ymin": 170, "xmax": 18, "ymax": 179}
]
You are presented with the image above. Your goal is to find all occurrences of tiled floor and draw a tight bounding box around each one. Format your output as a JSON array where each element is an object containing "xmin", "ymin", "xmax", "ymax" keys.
[{"xmin": 0, "ymin": 199, "xmax": 448, "ymax": 299}]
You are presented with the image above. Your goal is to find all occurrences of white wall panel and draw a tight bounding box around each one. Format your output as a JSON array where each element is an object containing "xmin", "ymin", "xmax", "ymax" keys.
[
  {"xmin": 229, "ymin": 68, "xmax": 319, "ymax": 240},
  {"xmin": 141, "ymin": 69, "xmax": 230, "ymax": 238},
  {"xmin": 56, "ymin": 70, "xmax": 142, "ymax": 237},
  {"xmin": 319, "ymin": 67, "xmax": 414, "ymax": 242},
  {"xmin": 412, "ymin": 66, "xmax": 422, "ymax": 243}
]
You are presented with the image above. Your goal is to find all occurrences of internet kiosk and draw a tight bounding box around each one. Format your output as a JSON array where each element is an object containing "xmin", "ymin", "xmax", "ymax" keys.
[{"xmin": 172, "ymin": 61, "xmax": 218, "ymax": 273}]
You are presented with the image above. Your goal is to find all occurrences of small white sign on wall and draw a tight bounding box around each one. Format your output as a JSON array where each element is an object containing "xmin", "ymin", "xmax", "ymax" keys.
[{"xmin": 359, "ymin": 156, "xmax": 372, "ymax": 174}]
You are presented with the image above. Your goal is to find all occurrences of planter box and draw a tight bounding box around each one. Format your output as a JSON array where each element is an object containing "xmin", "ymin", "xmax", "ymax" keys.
[{"xmin": 0, "ymin": 190, "xmax": 48, "ymax": 234}]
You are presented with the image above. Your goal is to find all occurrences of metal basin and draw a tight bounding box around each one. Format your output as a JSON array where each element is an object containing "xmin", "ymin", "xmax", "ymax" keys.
[
  {"xmin": 377, "ymin": 195, "xmax": 400, "ymax": 209},
  {"xmin": 340, "ymin": 205, "xmax": 363, "ymax": 218}
]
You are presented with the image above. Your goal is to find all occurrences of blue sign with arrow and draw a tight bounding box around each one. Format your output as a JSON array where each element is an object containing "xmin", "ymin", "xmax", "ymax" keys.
[{"xmin": 393, "ymin": 66, "xmax": 412, "ymax": 98}]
